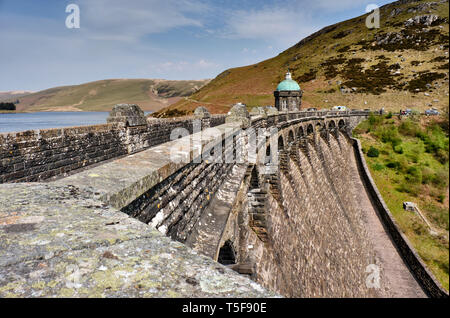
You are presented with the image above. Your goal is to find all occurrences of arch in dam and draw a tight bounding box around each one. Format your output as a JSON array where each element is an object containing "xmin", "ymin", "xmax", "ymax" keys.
[
  {"xmin": 218, "ymin": 240, "xmax": 237, "ymax": 265},
  {"xmin": 328, "ymin": 120, "xmax": 336, "ymax": 130},
  {"xmin": 0, "ymin": 106, "xmax": 446, "ymax": 298},
  {"xmin": 278, "ymin": 135, "xmax": 285, "ymax": 150},
  {"xmin": 297, "ymin": 126, "xmax": 304, "ymax": 138},
  {"xmin": 315, "ymin": 122, "xmax": 323, "ymax": 134},
  {"xmin": 288, "ymin": 130, "xmax": 295, "ymax": 144}
]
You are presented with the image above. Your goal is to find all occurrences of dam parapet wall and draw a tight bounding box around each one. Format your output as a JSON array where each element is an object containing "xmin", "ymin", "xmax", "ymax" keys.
[{"xmin": 0, "ymin": 109, "xmax": 225, "ymax": 183}]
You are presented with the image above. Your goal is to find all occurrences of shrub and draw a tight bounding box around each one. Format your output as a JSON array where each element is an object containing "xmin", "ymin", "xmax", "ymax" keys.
[
  {"xmin": 416, "ymin": 131, "xmax": 429, "ymax": 142},
  {"xmin": 372, "ymin": 163, "xmax": 384, "ymax": 171},
  {"xmin": 394, "ymin": 145, "xmax": 403, "ymax": 154},
  {"xmin": 436, "ymin": 148, "xmax": 449, "ymax": 164},
  {"xmin": 386, "ymin": 161, "xmax": 398, "ymax": 169},
  {"xmin": 432, "ymin": 168, "xmax": 449, "ymax": 188},
  {"xmin": 407, "ymin": 151, "xmax": 420, "ymax": 163},
  {"xmin": 399, "ymin": 120, "xmax": 421, "ymax": 137},
  {"xmin": 406, "ymin": 166, "xmax": 422, "ymax": 184},
  {"xmin": 368, "ymin": 113, "xmax": 383, "ymax": 127},
  {"xmin": 0, "ymin": 102, "xmax": 16, "ymax": 111},
  {"xmin": 422, "ymin": 167, "xmax": 435, "ymax": 184},
  {"xmin": 396, "ymin": 182, "xmax": 420, "ymax": 196},
  {"xmin": 416, "ymin": 125, "xmax": 449, "ymax": 161},
  {"xmin": 367, "ymin": 146, "xmax": 380, "ymax": 157},
  {"xmin": 391, "ymin": 137, "xmax": 402, "ymax": 148},
  {"xmin": 376, "ymin": 126, "xmax": 401, "ymax": 146},
  {"xmin": 385, "ymin": 112, "xmax": 393, "ymax": 119},
  {"xmin": 386, "ymin": 157, "xmax": 409, "ymax": 172}
]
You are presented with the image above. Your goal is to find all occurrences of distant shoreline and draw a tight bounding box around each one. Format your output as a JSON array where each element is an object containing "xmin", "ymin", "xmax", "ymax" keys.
[
  {"xmin": 0, "ymin": 110, "xmax": 110, "ymax": 114},
  {"xmin": 0, "ymin": 110, "xmax": 153, "ymax": 114}
]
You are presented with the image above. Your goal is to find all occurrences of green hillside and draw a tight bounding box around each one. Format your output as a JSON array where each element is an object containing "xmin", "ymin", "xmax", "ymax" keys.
[
  {"xmin": 155, "ymin": 0, "xmax": 449, "ymax": 117},
  {"xmin": 354, "ymin": 112, "xmax": 449, "ymax": 290},
  {"xmin": 11, "ymin": 79, "xmax": 209, "ymax": 112}
]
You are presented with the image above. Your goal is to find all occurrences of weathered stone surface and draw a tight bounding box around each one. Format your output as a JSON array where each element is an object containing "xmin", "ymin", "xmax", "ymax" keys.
[
  {"xmin": 0, "ymin": 114, "xmax": 226, "ymax": 183},
  {"xmin": 107, "ymin": 104, "xmax": 147, "ymax": 127},
  {"xmin": 225, "ymin": 103, "xmax": 251, "ymax": 128},
  {"xmin": 265, "ymin": 106, "xmax": 279, "ymax": 116},
  {"xmin": 52, "ymin": 122, "xmax": 241, "ymax": 211},
  {"xmin": 404, "ymin": 14, "xmax": 440, "ymax": 27},
  {"xmin": 218, "ymin": 132, "xmax": 425, "ymax": 298},
  {"xmin": 0, "ymin": 183, "xmax": 277, "ymax": 298},
  {"xmin": 185, "ymin": 164, "xmax": 249, "ymax": 259},
  {"xmin": 249, "ymin": 107, "xmax": 267, "ymax": 118},
  {"xmin": 194, "ymin": 106, "xmax": 211, "ymax": 119}
]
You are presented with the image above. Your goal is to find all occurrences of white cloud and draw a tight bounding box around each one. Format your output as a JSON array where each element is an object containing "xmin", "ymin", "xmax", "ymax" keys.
[
  {"xmin": 222, "ymin": 7, "xmax": 319, "ymax": 47},
  {"xmin": 312, "ymin": 0, "xmax": 377, "ymax": 11},
  {"xmin": 148, "ymin": 59, "xmax": 220, "ymax": 73},
  {"xmin": 216, "ymin": 0, "xmax": 385, "ymax": 47},
  {"xmin": 78, "ymin": 0, "xmax": 208, "ymax": 42},
  {"xmin": 0, "ymin": 0, "xmax": 394, "ymax": 90}
]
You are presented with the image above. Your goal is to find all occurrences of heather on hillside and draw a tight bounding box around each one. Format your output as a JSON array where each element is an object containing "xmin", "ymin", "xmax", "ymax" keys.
[{"xmin": 162, "ymin": 0, "xmax": 449, "ymax": 116}]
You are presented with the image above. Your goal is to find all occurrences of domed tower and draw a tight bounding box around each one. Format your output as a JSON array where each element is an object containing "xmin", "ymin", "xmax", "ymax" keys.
[{"xmin": 274, "ymin": 70, "xmax": 303, "ymax": 111}]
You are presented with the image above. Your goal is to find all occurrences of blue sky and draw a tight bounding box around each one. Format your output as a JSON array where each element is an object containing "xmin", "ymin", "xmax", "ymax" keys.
[{"xmin": 0, "ymin": 0, "xmax": 394, "ymax": 91}]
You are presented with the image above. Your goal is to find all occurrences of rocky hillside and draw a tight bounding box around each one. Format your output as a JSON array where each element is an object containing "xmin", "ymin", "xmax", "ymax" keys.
[
  {"xmin": 155, "ymin": 0, "xmax": 449, "ymax": 117},
  {"xmin": 8, "ymin": 79, "xmax": 210, "ymax": 112}
]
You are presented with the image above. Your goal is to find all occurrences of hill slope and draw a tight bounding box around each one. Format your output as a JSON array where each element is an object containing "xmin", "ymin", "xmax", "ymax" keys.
[
  {"xmin": 155, "ymin": 0, "xmax": 449, "ymax": 117},
  {"xmin": 0, "ymin": 91, "xmax": 34, "ymax": 103},
  {"xmin": 354, "ymin": 114, "xmax": 449, "ymax": 290},
  {"xmin": 10, "ymin": 79, "xmax": 210, "ymax": 112}
]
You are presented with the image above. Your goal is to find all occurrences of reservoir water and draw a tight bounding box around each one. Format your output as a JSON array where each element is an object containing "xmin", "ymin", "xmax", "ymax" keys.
[{"xmin": 0, "ymin": 112, "xmax": 151, "ymax": 133}]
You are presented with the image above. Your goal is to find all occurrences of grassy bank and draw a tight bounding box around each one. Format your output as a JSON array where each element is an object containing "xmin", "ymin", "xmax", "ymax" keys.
[{"xmin": 354, "ymin": 111, "xmax": 449, "ymax": 290}]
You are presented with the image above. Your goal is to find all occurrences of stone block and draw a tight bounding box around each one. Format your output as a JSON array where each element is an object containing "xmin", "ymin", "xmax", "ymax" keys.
[
  {"xmin": 107, "ymin": 104, "xmax": 148, "ymax": 127},
  {"xmin": 226, "ymin": 103, "xmax": 251, "ymax": 128},
  {"xmin": 194, "ymin": 106, "xmax": 211, "ymax": 119}
]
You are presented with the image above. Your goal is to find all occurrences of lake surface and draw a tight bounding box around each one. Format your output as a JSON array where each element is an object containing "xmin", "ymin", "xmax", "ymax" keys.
[{"xmin": 0, "ymin": 112, "xmax": 151, "ymax": 133}]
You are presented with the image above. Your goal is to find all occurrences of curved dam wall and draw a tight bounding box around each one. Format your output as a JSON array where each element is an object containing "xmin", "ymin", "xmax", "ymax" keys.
[
  {"xmin": 111, "ymin": 110, "xmax": 395, "ymax": 297},
  {"xmin": 222, "ymin": 132, "xmax": 380, "ymax": 297},
  {"xmin": 1, "ymin": 105, "xmax": 445, "ymax": 298}
]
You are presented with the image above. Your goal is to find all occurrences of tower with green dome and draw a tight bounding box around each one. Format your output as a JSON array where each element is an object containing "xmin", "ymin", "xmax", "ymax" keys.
[{"xmin": 274, "ymin": 70, "xmax": 303, "ymax": 111}]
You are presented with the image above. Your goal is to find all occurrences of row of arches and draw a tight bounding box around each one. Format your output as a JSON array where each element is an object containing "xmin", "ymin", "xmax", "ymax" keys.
[
  {"xmin": 277, "ymin": 119, "xmax": 346, "ymax": 148},
  {"xmin": 263, "ymin": 118, "xmax": 347, "ymax": 163}
]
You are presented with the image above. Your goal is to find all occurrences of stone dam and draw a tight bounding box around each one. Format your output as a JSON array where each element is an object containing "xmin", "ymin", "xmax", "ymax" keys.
[{"xmin": 0, "ymin": 104, "xmax": 447, "ymax": 298}]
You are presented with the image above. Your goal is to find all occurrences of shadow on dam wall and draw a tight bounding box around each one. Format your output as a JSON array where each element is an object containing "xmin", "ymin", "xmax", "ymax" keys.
[
  {"xmin": 220, "ymin": 131, "xmax": 445, "ymax": 298},
  {"xmin": 226, "ymin": 132, "xmax": 381, "ymax": 297}
]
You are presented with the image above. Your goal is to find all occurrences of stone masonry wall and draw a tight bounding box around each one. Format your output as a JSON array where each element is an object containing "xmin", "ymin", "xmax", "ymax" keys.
[
  {"xmin": 0, "ymin": 124, "xmax": 127, "ymax": 183},
  {"xmin": 232, "ymin": 132, "xmax": 383, "ymax": 297},
  {"xmin": 0, "ymin": 115, "xmax": 226, "ymax": 183},
  {"xmin": 122, "ymin": 130, "xmax": 240, "ymax": 244}
]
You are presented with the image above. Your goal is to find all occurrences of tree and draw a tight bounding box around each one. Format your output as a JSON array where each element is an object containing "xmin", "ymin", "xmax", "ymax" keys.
[
  {"xmin": 367, "ymin": 146, "xmax": 380, "ymax": 157},
  {"xmin": 0, "ymin": 102, "xmax": 16, "ymax": 111}
]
